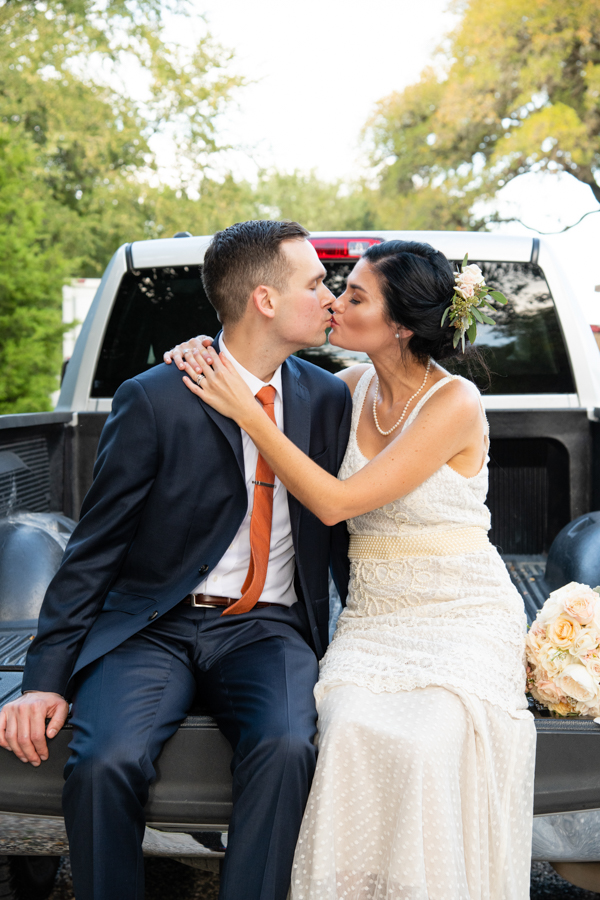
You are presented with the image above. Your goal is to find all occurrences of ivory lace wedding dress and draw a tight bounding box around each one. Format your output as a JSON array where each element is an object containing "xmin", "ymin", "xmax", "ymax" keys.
[{"xmin": 291, "ymin": 369, "xmax": 536, "ymax": 900}]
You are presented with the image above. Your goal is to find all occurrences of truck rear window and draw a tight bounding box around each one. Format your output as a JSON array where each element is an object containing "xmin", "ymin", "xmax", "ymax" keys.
[
  {"xmin": 298, "ymin": 261, "xmax": 575, "ymax": 394},
  {"xmin": 92, "ymin": 260, "xmax": 574, "ymax": 397},
  {"xmin": 92, "ymin": 266, "xmax": 221, "ymax": 398}
]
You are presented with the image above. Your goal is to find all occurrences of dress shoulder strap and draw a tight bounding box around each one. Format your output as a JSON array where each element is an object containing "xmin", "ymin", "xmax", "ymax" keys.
[
  {"xmin": 350, "ymin": 366, "xmax": 375, "ymax": 433},
  {"xmin": 402, "ymin": 374, "xmax": 490, "ymax": 446},
  {"xmin": 402, "ymin": 375, "xmax": 454, "ymax": 431}
]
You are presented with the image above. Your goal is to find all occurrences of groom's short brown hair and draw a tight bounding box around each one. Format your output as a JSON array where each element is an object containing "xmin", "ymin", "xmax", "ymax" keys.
[{"xmin": 202, "ymin": 220, "xmax": 310, "ymax": 325}]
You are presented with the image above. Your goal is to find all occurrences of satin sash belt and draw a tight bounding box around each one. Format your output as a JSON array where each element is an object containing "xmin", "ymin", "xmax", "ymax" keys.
[{"xmin": 348, "ymin": 527, "xmax": 492, "ymax": 559}]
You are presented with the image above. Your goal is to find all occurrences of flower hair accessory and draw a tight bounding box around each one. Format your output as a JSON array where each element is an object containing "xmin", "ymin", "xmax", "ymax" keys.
[{"xmin": 441, "ymin": 254, "xmax": 508, "ymax": 352}]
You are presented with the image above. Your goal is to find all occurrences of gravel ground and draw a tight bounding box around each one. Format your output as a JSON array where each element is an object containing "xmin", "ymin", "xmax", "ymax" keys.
[
  {"xmin": 48, "ymin": 858, "xmax": 220, "ymax": 900},
  {"xmin": 44, "ymin": 857, "xmax": 600, "ymax": 899},
  {"xmin": 530, "ymin": 863, "xmax": 600, "ymax": 899}
]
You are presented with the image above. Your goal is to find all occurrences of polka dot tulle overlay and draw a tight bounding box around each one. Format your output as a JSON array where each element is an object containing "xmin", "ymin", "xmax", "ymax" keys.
[
  {"xmin": 291, "ymin": 370, "xmax": 536, "ymax": 900},
  {"xmin": 292, "ymin": 686, "xmax": 535, "ymax": 900}
]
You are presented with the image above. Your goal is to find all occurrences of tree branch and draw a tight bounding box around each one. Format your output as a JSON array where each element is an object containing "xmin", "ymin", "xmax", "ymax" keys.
[{"xmin": 495, "ymin": 207, "xmax": 600, "ymax": 235}]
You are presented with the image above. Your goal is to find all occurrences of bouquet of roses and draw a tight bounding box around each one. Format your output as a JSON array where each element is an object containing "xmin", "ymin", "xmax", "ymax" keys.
[{"xmin": 526, "ymin": 581, "xmax": 600, "ymax": 717}]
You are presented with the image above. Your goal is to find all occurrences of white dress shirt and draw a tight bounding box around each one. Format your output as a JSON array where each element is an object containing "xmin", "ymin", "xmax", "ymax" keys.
[{"xmin": 193, "ymin": 341, "xmax": 298, "ymax": 607}]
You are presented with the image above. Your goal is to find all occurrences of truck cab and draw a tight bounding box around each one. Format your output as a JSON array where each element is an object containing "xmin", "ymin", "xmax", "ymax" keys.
[{"xmin": 2, "ymin": 230, "xmax": 600, "ymax": 892}]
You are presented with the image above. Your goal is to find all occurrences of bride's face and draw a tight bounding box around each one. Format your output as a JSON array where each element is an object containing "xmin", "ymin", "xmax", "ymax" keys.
[{"xmin": 329, "ymin": 258, "xmax": 408, "ymax": 355}]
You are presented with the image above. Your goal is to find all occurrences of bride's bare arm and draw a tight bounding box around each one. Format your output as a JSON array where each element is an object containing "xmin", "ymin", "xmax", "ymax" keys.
[{"xmin": 182, "ymin": 352, "xmax": 482, "ymax": 526}]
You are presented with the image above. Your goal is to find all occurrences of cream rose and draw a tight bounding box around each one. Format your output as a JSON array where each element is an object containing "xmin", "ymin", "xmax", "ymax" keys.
[
  {"xmin": 555, "ymin": 662, "xmax": 599, "ymax": 703},
  {"xmin": 584, "ymin": 651, "xmax": 600, "ymax": 680},
  {"xmin": 537, "ymin": 592, "xmax": 568, "ymax": 625},
  {"xmin": 550, "ymin": 700, "xmax": 576, "ymax": 717},
  {"xmin": 563, "ymin": 586, "xmax": 598, "ymax": 624},
  {"xmin": 576, "ymin": 698, "xmax": 600, "ymax": 717},
  {"xmin": 542, "ymin": 582, "xmax": 597, "ymax": 624},
  {"xmin": 526, "ymin": 623, "xmax": 546, "ymax": 655},
  {"xmin": 537, "ymin": 643, "xmax": 570, "ymax": 678},
  {"xmin": 546, "ymin": 615, "xmax": 581, "ymax": 649},
  {"xmin": 458, "ymin": 264, "xmax": 485, "ymax": 287},
  {"xmin": 532, "ymin": 679, "xmax": 567, "ymax": 705},
  {"xmin": 457, "ymin": 283, "xmax": 475, "ymax": 300},
  {"xmin": 571, "ymin": 629, "xmax": 599, "ymax": 658}
]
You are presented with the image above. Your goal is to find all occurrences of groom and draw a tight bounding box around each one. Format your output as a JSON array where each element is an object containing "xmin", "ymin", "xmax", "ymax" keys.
[{"xmin": 0, "ymin": 220, "xmax": 352, "ymax": 900}]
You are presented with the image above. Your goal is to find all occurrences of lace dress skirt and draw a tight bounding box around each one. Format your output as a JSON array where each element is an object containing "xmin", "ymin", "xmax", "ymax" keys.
[{"xmin": 290, "ymin": 544, "xmax": 536, "ymax": 900}]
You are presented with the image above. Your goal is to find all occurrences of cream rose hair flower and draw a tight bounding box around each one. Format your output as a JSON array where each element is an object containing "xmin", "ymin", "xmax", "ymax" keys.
[
  {"xmin": 458, "ymin": 264, "xmax": 486, "ymax": 288},
  {"xmin": 441, "ymin": 254, "xmax": 508, "ymax": 352}
]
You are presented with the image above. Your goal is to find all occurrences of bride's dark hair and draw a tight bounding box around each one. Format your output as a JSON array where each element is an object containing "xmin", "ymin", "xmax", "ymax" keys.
[{"xmin": 363, "ymin": 240, "xmax": 472, "ymax": 366}]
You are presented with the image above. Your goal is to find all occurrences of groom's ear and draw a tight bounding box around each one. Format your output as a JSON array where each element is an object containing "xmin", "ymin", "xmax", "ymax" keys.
[{"xmin": 251, "ymin": 284, "xmax": 276, "ymax": 320}]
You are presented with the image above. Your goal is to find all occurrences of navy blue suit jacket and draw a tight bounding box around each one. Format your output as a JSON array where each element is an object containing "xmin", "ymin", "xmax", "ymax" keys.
[{"xmin": 22, "ymin": 343, "xmax": 352, "ymax": 698}]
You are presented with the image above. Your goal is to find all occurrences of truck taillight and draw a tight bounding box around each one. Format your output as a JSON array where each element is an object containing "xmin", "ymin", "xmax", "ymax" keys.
[{"xmin": 309, "ymin": 238, "xmax": 382, "ymax": 260}]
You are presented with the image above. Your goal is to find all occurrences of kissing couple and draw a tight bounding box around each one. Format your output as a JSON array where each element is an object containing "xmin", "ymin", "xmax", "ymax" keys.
[{"xmin": 0, "ymin": 220, "xmax": 535, "ymax": 900}]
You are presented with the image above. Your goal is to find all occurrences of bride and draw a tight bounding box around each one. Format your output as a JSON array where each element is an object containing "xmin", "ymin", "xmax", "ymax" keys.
[{"xmin": 171, "ymin": 240, "xmax": 535, "ymax": 900}]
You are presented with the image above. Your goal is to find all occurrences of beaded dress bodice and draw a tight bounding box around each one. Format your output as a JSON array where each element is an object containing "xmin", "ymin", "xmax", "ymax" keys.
[{"xmin": 338, "ymin": 367, "xmax": 491, "ymax": 535}]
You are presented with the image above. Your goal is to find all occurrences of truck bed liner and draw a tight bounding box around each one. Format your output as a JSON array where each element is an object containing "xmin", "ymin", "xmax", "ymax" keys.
[{"xmin": 504, "ymin": 555, "xmax": 548, "ymax": 625}]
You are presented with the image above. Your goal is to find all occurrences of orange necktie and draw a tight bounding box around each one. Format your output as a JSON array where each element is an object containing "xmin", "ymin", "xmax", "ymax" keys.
[{"xmin": 222, "ymin": 385, "xmax": 277, "ymax": 616}]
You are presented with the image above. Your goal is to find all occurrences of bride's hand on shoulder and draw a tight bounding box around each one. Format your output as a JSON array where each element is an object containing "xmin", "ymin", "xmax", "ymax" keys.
[
  {"xmin": 181, "ymin": 351, "xmax": 258, "ymax": 427},
  {"xmin": 163, "ymin": 335, "xmax": 214, "ymax": 370}
]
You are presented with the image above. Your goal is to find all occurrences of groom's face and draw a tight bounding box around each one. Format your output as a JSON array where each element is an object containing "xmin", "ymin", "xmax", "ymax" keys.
[{"xmin": 272, "ymin": 239, "xmax": 334, "ymax": 350}]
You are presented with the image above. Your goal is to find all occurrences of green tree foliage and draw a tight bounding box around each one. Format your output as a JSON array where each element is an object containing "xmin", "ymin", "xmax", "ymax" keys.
[
  {"xmin": 0, "ymin": 0, "xmax": 251, "ymax": 411},
  {"xmin": 366, "ymin": 0, "xmax": 600, "ymax": 225},
  {"xmin": 0, "ymin": 124, "xmax": 70, "ymax": 413},
  {"xmin": 254, "ymin": 170, "xmax": 380, "ymax": 232},
  {"xmin": 0, "ymin": 0, "xmax": 243, "ymax": 274}
]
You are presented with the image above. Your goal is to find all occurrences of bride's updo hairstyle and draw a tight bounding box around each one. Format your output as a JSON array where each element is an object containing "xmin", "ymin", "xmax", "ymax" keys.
[{"xmin": 363, "ymin": 240, "xmax": 466, "ymax": 365}]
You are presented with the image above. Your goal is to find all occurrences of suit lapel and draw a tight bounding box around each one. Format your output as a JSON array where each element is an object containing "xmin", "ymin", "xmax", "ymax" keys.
[
  {"xmin": 282, "ymin": 357, "xmax": 311, "ymax": 541},
  {"xmin": 282, "ymin": 356, "xmax": 311, "ymax": 454},
  {"xmin": 196, "ymin": 332, "xmax": 245, "ymax": 476}
]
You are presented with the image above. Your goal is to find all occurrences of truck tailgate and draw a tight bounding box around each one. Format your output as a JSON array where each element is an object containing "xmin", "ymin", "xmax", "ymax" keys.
[
  {"xmin": 2, "ymin": 561, "xmax": 600, "ymax": 823},
  {"xmin": 1, "ymin": 677, "xmax": 600, "ymax": 821},
  {"xmin": 0, "ymin": 666, "xmax": 233, "ymax": 828},
  {"xmin": 0, "ymin": 719, "xmax": 233, "ymax": 827}
]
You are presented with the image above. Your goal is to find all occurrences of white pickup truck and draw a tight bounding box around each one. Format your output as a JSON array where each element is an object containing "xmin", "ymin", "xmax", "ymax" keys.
[{"xmin": 2, "ymin": 229, "xmax": 600, "ymax": 898}]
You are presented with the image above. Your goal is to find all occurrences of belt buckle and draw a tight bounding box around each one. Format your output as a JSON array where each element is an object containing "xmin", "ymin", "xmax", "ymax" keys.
[{"xmin": 189, "ymin": 594, "xmax": 218, "ymax": 608}]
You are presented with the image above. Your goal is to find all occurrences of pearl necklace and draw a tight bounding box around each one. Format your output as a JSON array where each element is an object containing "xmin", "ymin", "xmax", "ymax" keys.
[{"xmin": 372, "ymin": 359, "xmax": 432, "ymax": 436}]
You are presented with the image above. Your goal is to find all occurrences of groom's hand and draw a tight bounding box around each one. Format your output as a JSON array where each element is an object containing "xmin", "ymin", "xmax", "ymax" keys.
[{"xmin": 0, "ymin": 691, "xmax": 69, "ymax": 765}]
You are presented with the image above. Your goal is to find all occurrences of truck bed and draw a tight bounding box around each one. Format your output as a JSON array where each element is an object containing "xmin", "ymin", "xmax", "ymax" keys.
[{"xmin": 1, "ymin": 558, "xmax": 600, "ymax": 835}]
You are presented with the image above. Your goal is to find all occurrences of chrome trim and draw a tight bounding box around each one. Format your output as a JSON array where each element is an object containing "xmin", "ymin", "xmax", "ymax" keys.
[
  {"xmin": 86, "ymin": 394, "xmax": 584, "ymax": 416},
  {"xmin": 532, "ymin": 809, "xmax": 600, "ymax": 861},
  {"xmin": 0, "ymin": 813, "xmax": 226, "ymax": 857}
]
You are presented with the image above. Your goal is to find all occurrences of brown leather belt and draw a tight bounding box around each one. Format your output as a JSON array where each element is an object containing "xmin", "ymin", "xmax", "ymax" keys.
[{"xmin": 182, "ymin": 593, "xmax": 284, "ymax": 610}]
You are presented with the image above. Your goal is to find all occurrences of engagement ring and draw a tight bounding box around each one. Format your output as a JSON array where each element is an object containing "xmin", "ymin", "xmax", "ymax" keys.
[{"xmin": 196, "ymin": 374, "xmax": 205, "ymax": 385}]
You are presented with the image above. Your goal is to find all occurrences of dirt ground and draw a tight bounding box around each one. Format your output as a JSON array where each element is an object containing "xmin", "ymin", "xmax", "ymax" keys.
[{"xmin": 44, "ymin": 857, "xmax": 600, "ymax": 899}]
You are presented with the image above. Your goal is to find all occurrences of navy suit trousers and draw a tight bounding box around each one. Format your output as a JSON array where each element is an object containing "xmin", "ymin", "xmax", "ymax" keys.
[{"xmin": 63, "ymin": 603, "xmax": 319, "ymax": 900}]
